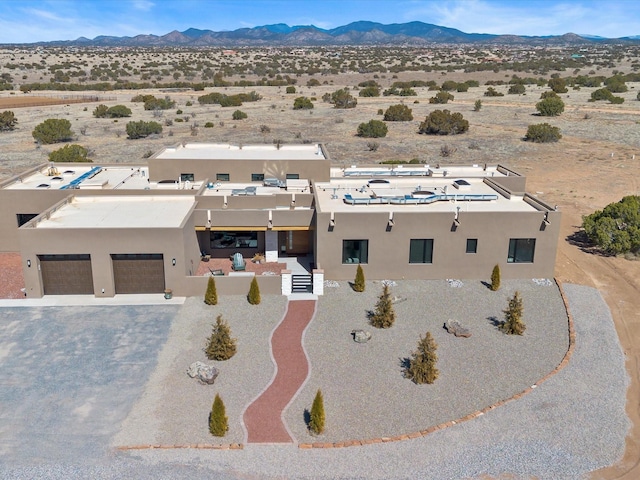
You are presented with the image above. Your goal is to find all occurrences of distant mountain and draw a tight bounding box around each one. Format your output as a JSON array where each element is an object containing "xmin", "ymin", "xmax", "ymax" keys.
[{"xmin": 7, "ymin": 21, "xmax": 639, "ymax": 47}]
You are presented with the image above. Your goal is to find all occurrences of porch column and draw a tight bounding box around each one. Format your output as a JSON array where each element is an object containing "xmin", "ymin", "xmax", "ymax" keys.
[{"xmin": 265, "ymin": 229, "xmax": 278, "ymax": 262}]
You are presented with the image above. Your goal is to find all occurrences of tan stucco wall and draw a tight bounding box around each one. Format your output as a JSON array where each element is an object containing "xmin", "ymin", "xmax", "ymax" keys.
[{"xmin": 314, "ymin": 209, "xmax": 561, "ymax": 280}]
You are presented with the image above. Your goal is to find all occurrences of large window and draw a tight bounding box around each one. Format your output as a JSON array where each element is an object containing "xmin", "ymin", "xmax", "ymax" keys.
[
  {"xmin": 180, "ymin": 173, "xmax": 194, "ymax": 182},
  {"xmin": 409, "ymin": 239, "xmax": 434, "ymax": 264},
  {"xmin": 508, "ymin": 238, "xmax": 536, "ymax": 263},
  {"xmin": 251, "ymin": 173, "xmax": 264, "ymax": 182},
  {"xmin": 286, "ymin": 173, "xmax": 300, "ymax": 180},
  {"xmin": 210, "ymin": 231, "xmax": 258, "ymax": 249},
  {"xmin": 342, "ymin": 240, "xmax": 368, "ymax": 264},
  {"xmin": 216, "ymin": 173, "xmax": 230, "ymax": 182}
]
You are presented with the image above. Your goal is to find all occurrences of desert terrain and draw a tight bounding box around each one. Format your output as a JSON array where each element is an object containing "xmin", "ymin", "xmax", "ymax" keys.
[{"xmin": 0, "ymin": 45, "xmax": 639, "ymax": 478}]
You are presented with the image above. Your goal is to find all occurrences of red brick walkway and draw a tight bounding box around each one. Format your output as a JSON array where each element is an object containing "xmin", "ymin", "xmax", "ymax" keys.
[
  {"xmin": 0, "ymin": 253, "xmax": 25, "ymax": 299},
  {"xmin": 243, "ymin": 300, "xmax": 316, "ymax": 443}
]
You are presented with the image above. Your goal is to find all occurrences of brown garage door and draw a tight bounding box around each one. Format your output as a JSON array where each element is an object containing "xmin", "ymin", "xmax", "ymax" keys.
[
  {"xmin": 39, "ymin": 254, "xmax": 94, "ymax": 295},
  {"xmin": 112, "ymin": 254, "xmax": 165, "ymax": 294}
]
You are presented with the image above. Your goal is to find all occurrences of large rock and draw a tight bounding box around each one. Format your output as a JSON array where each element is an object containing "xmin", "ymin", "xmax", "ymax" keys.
[
  {"xmin": 444, "ymin": 320, "xmax": 471, "ymax": 338},
  {"xmin": 187, "ymin": 361, "xmax": 219, "ymax": 385},
  {"xmin": 351, "ymin": 329, "xmax": 372, "ymax": 343}
]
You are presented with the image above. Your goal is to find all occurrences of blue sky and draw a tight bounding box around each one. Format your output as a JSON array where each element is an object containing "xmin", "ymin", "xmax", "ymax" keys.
[{"xmin": 0, "ymin": 0, "xmax": 638, "ymax": 43}]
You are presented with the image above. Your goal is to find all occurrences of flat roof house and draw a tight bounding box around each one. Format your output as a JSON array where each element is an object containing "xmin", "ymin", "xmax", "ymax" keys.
[{"xmin": 0, "ymin": 143, "xmax": 560, "ymax": 298}]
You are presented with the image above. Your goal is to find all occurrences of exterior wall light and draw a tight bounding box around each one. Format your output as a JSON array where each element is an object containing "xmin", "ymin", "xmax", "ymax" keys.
[
  {"xmin": 172, "ymin": 258, "xmax": 176, "ymax": 266},
  {"xmin": 27, "ymin": 259, "xmax": 31, "ymax": 268}
]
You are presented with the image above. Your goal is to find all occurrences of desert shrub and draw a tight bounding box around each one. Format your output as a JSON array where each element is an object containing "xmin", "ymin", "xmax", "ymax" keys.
[
  {"xmin": 429, "ymin": 91, "xmax": 454, "ymax": 104},
  {"xmin": 490, "ymin": 264, "xmax": 501, "ymax": 291},
  {"xmin": 353, "ymin": 264, "xmax": 365, "ymax": 292},
  {"xmin": 538, "ymin": 92, "xmax": 557, "ymax": 101},
  {"xmin": 605, "ymin": 76, "xmax": 627, "ymax": 93},
  {"xmin": 548, "ymin": 77, "xmax": 568, "ymax": 93},
  {"xmin": 307, "ymin": 78, "xmax": 321, "ymax": 87},
  {"xmin": 377, "ymin": 108, "xmax": 384, "ymax": 115},
  {"xmin": 383, "ymin": 86, "xmax": 416, "ymax": 96},
  {"xmin": 456, "ymin": 82, "xmax": 469, "ymax": 92},
  {"xmin": 366, "ymin": 141, "xmax": 380, "ymax": 151},
  {"xmin": 358, "ymin": 85, "xmax": 380, "ymax": 97},
  {"xmin": 92, "ymin": 104, "xmax": 109, "ymax": 118},
  {"xmin": 418, "ymin": 109, "xmax": 469, "ymax": 135},
  {"xmin": 176, "ymin": 109, "xmax": 183, "ymax": 115},
  {"xmin": 440, "ymin": 144, "xmax": 457, "ymax": 157},
  {"xmin": 637, "ymin": 91, "xmax": 640, "ymax": 101},
  {"xmin": 309, "ymin": 389, "xmax": 325, "ymax": 435},
  {"xmin": 48, "ymin": 144, "xmax": 91, "ymax": 163},
  {"xmin": 248, "ymin": 277, "xmax": 261, "ymax": 304},
  {"xmin": 143, "ymin": 96, "xmax": 176, "ymax": 110},
  {"xmin": 404, "ymin": 331, "xmax": 439, "ymax": 384},
  {"xmin": 32, "ymin": 118, "xmax": 73, "ymax": 144},
  {"xmin": 357, "ymin": 119, "xmax": 388, "ymax": 138},
  {"xmin": 500, "ymin": 291, "xmax": 526, "ymax": 335},
  {"xmin": 484, "ymin": 87, "xmax": 503, "ymax": 97},
  {"xmin": 125, "ymin": 120, "xmax": 162, "ymax": 139},
  {"xmin": 204, "ymin": 121, "xmax": 214, "ymax": 128},
  {"xmin": 105, "ymin": 105, "xmax": 132, "ymax": 118},
  {"xmin": 610, "ymin": 96, "xmax": 625, "ymax": 104},
  {"xmin": 582, "ymin": 195, "xmax": 640, "ymax": 255},
  {"xmin": 198, "ymin": 92, "xmax": 225, "ymax": 104},
  {"xmin": 525, "ymin": 123, "xmax": 562, "ymax": 143},
  {"xmin": 131, "ymin": 94, "xmax": 155, "ymax": 103},
  {"xmin": 369, "ymin": 284, "xmax": 396, "ymax": 329},
  {"xmin": 204, "ymin": 276, "xmax": 218, "ymax": 305},
  {"xmin": 508, "ymin": 83, "xmax": 526, "ymax": 94},
  {"xmin": 209, "ymin": 394, "xmax": 228, "ymax": 437},
  {"xmin": 293, "ymin": 96, "xmax": 314, "ymax": 109},
  {"xmin": 536, "ymin": 96, "xmax": 564, "ymax": 116},
  {"xmin": 205, "ymin": 314, "xmax": 237, "ymax": 360},
  {"xmin": 185, "ymin": 101, "xmax": 193, "ymax": 106},
  {"xmin": 0, "ymin": 110, "xmax": 17, "ymax": 131},
  {"xmin": 232, "ymin": 110, "xmax": 247, "ymax": 120},
  {"xmin": 384, "ymin": 104, "xmax": 413, "ymax": 121},
  {"xmin": 441, "ymin": 80, "xmax": 458, "ymax": 91},
  {"xmin": 329, "ymin": 88, "xmax": 357, "ymax": 109},
  {"xmin": 286, "ymin": 86, "xmax": 296, "ymax": 94},
  {"xmin": 591, "ymin": 88, "xmax": 614, "ymax": 101},
  {"xmin": 473, "ymin": 99, "xmax": 482, "ymax": 112}
]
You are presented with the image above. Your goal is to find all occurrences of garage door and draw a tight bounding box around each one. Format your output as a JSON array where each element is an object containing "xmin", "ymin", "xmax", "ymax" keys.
[
  {"xmin": 112, "ymin": 254, "xmax": 165, "ymax": 294},
  {"xmin": 39, "ymin": 254, "xmax": 94, "ymax": 295}
]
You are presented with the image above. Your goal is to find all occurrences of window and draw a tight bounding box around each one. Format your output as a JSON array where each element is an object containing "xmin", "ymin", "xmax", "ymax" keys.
[
  {"xmin": 180, "ymin": 173, "xmax": 194, "ymax": 182},
  {"xmin": 16, "ymin": 213, "xmax": 38, "ymax": 227},
  {"xmin": 466, "ymin": 238, "xmax": 478, "ymax": 254},
  {"xmin": 508, "ymin": 238, "xmax": 536, "ymax": 263},
  {"xmin": 216, "ymin": 173, "xmax": 230, "ymax": 182},
  {"xmin": 251, "ymin": 173, "xmax": 265, "ymax": 182},
  {"xmin": 342, "ymin": 240, "xmax": 368, "ymax": 264},
  {"xmin": 210, "ymin": 231, "xmax": 258, "ymax": 249},
  {"xmin": 409, "ymin": 239, "xmax": 433, "ymax": 264},
  {"xmin": 286, "ymin": 173, "xmax": 300, "ymax": 180}
]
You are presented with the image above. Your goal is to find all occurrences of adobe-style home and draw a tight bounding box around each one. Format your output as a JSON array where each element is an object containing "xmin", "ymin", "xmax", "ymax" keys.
[{"xmin": 0, "ymin": 143, "xmax": 560, "ymax": 298}]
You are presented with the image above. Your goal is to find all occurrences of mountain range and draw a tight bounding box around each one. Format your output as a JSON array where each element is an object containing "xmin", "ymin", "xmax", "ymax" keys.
[{"xmin": 15, "ymin": 21, "xmax": 640, "ymax": 47}]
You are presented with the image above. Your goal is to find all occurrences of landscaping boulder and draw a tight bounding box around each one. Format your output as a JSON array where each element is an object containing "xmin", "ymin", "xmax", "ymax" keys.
[
  {"xmin": 187, "ymin": 361, "xmax": 219, "ymax": 384},
  {"xmin": 351, "ymin": 329, "xmax": 372, "ymax": 343},
  {"xmin": 444, "ymin": 320, "xmax": 471, "ymax": 338}
]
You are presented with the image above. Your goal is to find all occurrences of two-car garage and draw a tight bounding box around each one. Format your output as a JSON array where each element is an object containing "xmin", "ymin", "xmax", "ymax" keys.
[{"xmin": 38, "ymin": 253, "xmax": 166, "ymax": 295}]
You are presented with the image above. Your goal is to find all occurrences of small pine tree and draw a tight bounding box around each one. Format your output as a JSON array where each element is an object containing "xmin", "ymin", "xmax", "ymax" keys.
[
  {"xmin": 473, "ymin": 99, "xmax": 482, "ymax": 112},
  {"xmin": 205, "ymin": 314, "xmax": 237, "ymax": 360},
  {"xmin": 404, "ymin": 331, "xmax": 439, "ymax": 384},
  {"xmin": 209, "ymin": 393, "xmax": 228, "ymax": 437},
  {"xmin": 247, "ymin": 277, "xmax": 261, "ymax": 305},
  {"xmin": 353, "ymin": 264, "xmax": 365, "ymax": 292},
  {"xmin": 309, "ymin": 389, "xmax": 325, "ymax": 435},
  {"xmin": 204, "ymin": 276, "xmax": 218, "ymax": 305},
  {"xmin": 490, "ymin": 264, "xmax": 501, "ymax": 291},
  {"xmin": 370, "ymin": 284, "xmax": 396, "ymax": 328},
  {"xmin": 500, "ymin": 291, "xmax": 526, "ymax": 335}
]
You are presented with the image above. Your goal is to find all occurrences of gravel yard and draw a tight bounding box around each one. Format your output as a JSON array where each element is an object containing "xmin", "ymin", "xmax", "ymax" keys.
[{"xmin": 0, "ymin": 282, "xmax": 629, "ymax": 479}]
